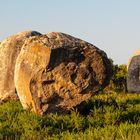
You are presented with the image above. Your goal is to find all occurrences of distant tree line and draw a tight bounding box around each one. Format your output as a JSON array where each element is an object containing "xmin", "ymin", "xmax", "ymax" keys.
[{"xmin": 105, "ymin": 59, "xmax": 127, "ymax": 92}]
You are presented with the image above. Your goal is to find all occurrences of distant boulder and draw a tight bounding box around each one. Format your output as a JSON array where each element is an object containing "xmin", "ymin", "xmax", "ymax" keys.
[
  {"xmin": 15, "ymin": 32, "xmax": 113, "ymax": 114},
  {"xmin": 0, "ymin": 31, "xmax": 41, "ymax": 102},
  {"xmin": 127, "ymin": 50, "xmax": 140, "ymax": 93}
]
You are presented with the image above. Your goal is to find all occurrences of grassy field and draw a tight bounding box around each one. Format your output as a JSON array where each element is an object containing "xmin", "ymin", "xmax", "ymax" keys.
[{"xmin": 1, "ymin": 92, "xmax": 140, "ymax": 140}]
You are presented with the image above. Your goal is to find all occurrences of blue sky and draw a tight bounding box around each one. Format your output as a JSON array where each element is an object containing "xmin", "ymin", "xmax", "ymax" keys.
[{"xmin": 0, "ymin": 0, "xmax": 140, "ymax": 64}]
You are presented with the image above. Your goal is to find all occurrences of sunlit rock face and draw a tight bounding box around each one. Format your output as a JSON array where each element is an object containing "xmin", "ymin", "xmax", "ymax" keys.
[
  {"xmin": 0, "ymin": 31, "xmax": 41, "ymax": 102},
  {"xmin": 15, "ymin": 32, "xmax": 113, "ymax": 115},
  {"xmin": 127, "ymin": 50, "xmax": 140, "ymax": 93}
]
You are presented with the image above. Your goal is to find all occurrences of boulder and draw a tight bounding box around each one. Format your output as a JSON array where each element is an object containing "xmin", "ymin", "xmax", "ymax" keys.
[
  {"xmin": 127, "ymin": 50, "xmax": 140, "ymax": 93},
  {"xmin": 15, "ymin": 32, "xmax": 113, "ymax": 114},
  {"xmin": 0, "ymin": 31, "xmax": 41, "ymax": 101}
]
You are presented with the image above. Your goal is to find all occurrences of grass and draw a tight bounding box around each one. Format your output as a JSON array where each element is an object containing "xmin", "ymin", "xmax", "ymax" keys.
[{"xmin": 1, "ymin": 92, "xmax": 140, "ymax": 139}]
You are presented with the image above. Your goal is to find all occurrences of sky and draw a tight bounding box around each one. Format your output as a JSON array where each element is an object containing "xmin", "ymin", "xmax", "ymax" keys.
[{"xmin": 0, "ymin": 0, "xmax": 140, "ymax": 65}]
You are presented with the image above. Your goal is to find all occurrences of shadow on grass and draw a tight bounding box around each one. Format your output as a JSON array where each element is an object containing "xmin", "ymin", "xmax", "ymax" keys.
[
  {"xmin": 118, "ymin": 110, "xmax": 140, "ymax": 123},
  {"xmin": 125, "ymin": 98, "xmax": 140, "ymax": 106},
  {"xmin": 75, "ymin": 96, "xmax": 140, "ymax": 117},
  {"xmin": 75, "ymin": 97, "xmax": 118, "ymax": 116}
]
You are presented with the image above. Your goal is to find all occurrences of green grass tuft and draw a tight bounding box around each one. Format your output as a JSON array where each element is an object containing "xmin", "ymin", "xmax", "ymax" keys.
[{"xmin": 1, "ymin": 92, "xmax": 140, "ymax": 139}]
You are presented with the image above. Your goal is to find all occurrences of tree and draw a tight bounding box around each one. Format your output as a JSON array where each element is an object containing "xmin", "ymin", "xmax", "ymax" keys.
[{"xmin": 107, "ymin": 59, "xmax": 127, "ymax": 92}]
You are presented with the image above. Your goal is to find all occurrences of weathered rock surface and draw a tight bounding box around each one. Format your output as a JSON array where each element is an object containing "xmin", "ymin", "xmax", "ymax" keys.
[
  {"xmin": 127, "ymin": 50, "xmax": 140, "ymax": 93},
  {"xmin": 15, "ymin": 32, "xmax": 113, "ymax": 114},
  {"xmin": 127, "ymin": 50, "xmax": 140, "ymax": 70},
  {"xmin": 0, "ymin": 31, "xmax": 41, "ymax": 101}
]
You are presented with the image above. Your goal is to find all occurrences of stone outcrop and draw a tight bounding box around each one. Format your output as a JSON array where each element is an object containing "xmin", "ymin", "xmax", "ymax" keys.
[
  {"xmin": 15, "ymin": 32, "xmax": 113, "ymax": 114},
  {"xmin": 0, "ymin": 31, "xmax": 41, "ymax": 101},
  {"xmin": 127, "ymin": 50, "xmax": 140, "ymax": 93}
]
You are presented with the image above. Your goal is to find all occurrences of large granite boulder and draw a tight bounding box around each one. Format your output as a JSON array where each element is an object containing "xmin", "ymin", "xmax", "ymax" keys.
[
  {"xmin": 15, "ymin": 32, "xmax": 113, "ymax": 114},
  {"xmin": 127, "ymin": 50, "xmax": 140, "ymax": 93},
  {"xmin": 0, "ymin": 31, "xmax": 41, "ymax": 101}
]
